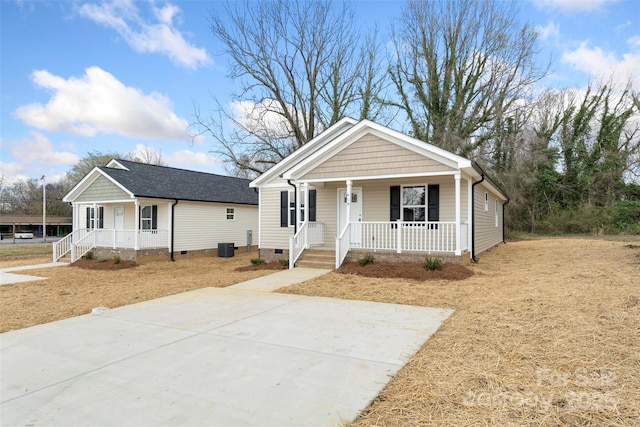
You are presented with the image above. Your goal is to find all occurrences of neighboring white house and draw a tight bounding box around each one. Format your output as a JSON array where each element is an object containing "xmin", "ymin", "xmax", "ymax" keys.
[
  {"xmin": 56, "ymin": 159, "xmax": 258, "ymax": 262},
  {"xmin": 250, "ymin": 118, "xmax": 509, "ymax": 269}
]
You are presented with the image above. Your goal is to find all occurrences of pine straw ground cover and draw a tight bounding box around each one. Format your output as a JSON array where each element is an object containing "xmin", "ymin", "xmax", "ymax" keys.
[
  {"xmin": 1, "ymin": 238, "xmax": 639, "ymax": 425},
  {"xmin": 0, "ymin": 248, "xmax": 276, "ymax": 332},
  {"xmin": 280, "ymin": 238, "xmax": 640, "ymax": 426}
]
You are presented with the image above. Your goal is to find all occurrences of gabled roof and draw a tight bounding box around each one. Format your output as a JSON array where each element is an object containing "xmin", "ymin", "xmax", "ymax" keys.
[
  {"xmin": 249, "ymin": 117, "xmax": 358, "ymax": 187},
  {"xmin": 250, "ymin": 118, "xmax": 508, "ymax": 200},
  {"xmin": 64, "ymin": 159, "xmax": 258, "ymax": 205}
]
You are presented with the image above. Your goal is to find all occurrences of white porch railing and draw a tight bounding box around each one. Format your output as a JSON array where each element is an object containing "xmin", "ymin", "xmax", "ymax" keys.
[
  {"xmin": 335, "ymin": 223, "xmax": 351, "ymax": 269},
  {"xmin": 308, "ymin": 222, "xmax": 324, "ymax": 246},
  {"xmin": 289, "ymin": 222, "xmax": 308, "ymax": 269},
  {"xmin": 353, "ymin": 221, "xmax": 463, "ymax": 253},
  {"xmin": 289, "ymin": 222, "xmax": 325, "ymax": 269},
  {"xmin": 53, "ymin": 229, "xmax": 169, "ymax": 262}
]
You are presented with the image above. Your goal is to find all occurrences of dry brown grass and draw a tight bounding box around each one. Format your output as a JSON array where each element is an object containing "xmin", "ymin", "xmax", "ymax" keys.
[
  {"xmin": 2, "ymin": 238, "xmax": 639, "ymax": 425},
  {"xmin": 0, "ymin": 248, "xmax": 275, "ymax": 333},
  {"xmin": 281, "ymin": 238, "xmax": 640, "ymax": 426}
]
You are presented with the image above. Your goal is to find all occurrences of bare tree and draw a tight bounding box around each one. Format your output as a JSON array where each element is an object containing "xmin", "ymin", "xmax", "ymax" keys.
[
  {"xmin": 196, "ymin": 0, "xmax": 387, "ymax": 177},
  {"xmin": 125, "ymin": 145, "xmax": 166, "ymax": 166},
  {"xmin": 388, "ymin": 0, "xmax": 549, "ymax": 157}
]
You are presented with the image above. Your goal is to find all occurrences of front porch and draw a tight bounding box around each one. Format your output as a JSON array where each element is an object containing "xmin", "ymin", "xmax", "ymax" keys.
[
  {"xmin": 290, "ymin": 220, "xmax": 468, "ymax": 269},
  {"xmin": 53, "ymin": 228, "xmax": 169, "ymax": 262},
  {"xmin": 285, "ymin": 171, "xmax": 472, "ymax": 270}
]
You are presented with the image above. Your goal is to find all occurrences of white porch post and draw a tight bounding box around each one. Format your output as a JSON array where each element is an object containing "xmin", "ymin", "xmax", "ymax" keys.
[
  {"xmin": 455, "ymin": 173, "xmax": 461, "ymax": 256},
  {"xmin": 295, "ymin": 182, "xmax": 301, "ymax": 230},
  {"xmin": 303, "ymin": 183, "xmax": 310, "ymax": 248},
  {"xmin": 345, "ymin": 180, "xmax": 352, "ymax": 232},
  {"xmin": 134, "ymin": 200, "xmax": 140, "ymax": 250}
]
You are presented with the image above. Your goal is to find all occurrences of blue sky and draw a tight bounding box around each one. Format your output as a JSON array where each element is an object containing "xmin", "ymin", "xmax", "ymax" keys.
[{"xmin": 1, "ymin": 0, "xmax": 638, "ymax": 185}]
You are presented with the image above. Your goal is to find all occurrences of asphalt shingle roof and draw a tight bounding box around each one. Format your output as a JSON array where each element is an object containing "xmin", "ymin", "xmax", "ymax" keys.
[{"xmin": 99, "ymin": 159, "xmax": 258, "ymax": 205}]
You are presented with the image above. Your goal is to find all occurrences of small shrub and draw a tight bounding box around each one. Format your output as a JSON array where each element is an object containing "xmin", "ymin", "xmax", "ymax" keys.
[
  {"xmin": 96, "ymin": 257, "xmax": 108, "ymax": 263},
  {"xmin": 358, "ymin": 253, "xmax": 375, "ymax": 266},
  {"xmin": 424, "ymin": 257, "xmax": 442, "ymax": 271},
  {"xmin": 84, "ymin": 251, "xmax": 93, "ymax": 260},
  {"xmin": 250, "ymin": 258, "xmax": 266, "ymax": 265},
  {"xmin": 279, "ymin": 259, "xmax": 289, "ymax": 267},
  {"xmin": 114, "ymin": 255, "xmax": 121, "ymax": 264}
]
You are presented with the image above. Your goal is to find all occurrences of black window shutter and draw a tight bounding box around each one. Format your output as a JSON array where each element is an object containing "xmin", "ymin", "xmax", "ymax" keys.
[
  {"xmin": 98, "ymin": 207, "xmax": 104, "ymax": 229},
  {"xmin": 428, "ymin": 185, "xmax": 439, "ymax": 221},
  {"xmin": 138, "ymin": 206, "xmax": 141, "ymax": 229},
  {"xmin": 152, "ymin": 205, "xmax": 158, "ymax": 230},
  {"xmin": 309, "ymin": 190, "xmax": 316, "ymax": 222},
  {"xmin": 390, "ymin": 186, "xmax": 400, "ymax": 221},
  {"xmin": 86, "ymin": 208, "xmax": 91, "ymax": 229},
  {"xmin": 280, "ymin": 191, "xmax": 288, "ymax": 227}
]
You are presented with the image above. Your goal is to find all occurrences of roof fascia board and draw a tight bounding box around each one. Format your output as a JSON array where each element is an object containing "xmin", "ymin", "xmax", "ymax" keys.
[
  {"xmin": 105, "ymin": 159, "xmax": 129, "ymax": 170},
  {"xmin": 249, "ymin": 117, "xmax": 357, "ymax": 187},
  {"xmin": 283, "ymin": 121, "xmax": 467, "ymax": 179},
  {"xmin": 63, "ymin": 168, "xmax": 134, "ymax": 203},
  {"xmin": 296, "ymin": 170, "xmax": 459, "ymax": 184}
]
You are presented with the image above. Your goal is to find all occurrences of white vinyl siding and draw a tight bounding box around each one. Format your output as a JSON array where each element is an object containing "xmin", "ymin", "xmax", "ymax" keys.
[
  {"xmin": 300, "ymin": 134, "xmax": 455, "ymax": 180},
  {"xmin": 474, "ymin": 184, "xmax": 503, "ymax": 254},
  {"xmin": 174, "ymin": 201, "xmax": 258, "ymax": 252},
  {"xmin": 259, "ymin": 185, "xmax": 295, "ymax": 248}
]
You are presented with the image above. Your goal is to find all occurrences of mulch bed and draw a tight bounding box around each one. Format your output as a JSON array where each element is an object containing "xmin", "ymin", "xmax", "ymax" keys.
[
  {"xmin": 338, "ymin": 261, "xmax": 473, "ymax": 280},
  {"xmin": 71, "ymin": 258, "xmax": 138, "ymax": 270}
]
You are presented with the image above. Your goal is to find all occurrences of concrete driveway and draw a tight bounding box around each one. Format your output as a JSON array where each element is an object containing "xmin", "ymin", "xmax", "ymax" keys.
[{"xmin": 1, "ymin": 280, "xmax": 453, "ymax": 426}]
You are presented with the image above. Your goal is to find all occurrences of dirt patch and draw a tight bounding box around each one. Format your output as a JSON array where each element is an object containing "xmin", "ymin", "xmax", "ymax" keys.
[
  {"xmin": 71, "ymin": 258, "xmax": 138, "ymax": 270},
  {"xmin": 338, "ymin": 261, "xmax": 473, "ymax": 281}
]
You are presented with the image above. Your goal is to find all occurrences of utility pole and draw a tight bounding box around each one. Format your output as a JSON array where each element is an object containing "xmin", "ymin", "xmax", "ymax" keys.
[{"xmin": 42, "ymin": 175, "xmax": 46, "ymax": 243}]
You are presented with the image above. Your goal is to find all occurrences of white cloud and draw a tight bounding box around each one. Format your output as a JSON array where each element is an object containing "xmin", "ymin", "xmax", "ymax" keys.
[
  {"xmin": 0, "ymin": 132, "xmax": 80, "ymax": 184},
  {"xmin": 166, "ymin": 149, "xmax": 223, "ymax": 170},
  {"xmin": 0, "ymin": 161, "xmax": 24, "ymax": 176},
  {"xmin": 531, "ymin": 0, "xmax": 620, "ymax": 12},
  {"xmin": 562, "ymin": 42, "xmax": 640, "ymax": 89},
  {"xmin": 536, "ymin": 21, "xmax": 560, "ymax": 42},
  {"xmin": 229, "ymin": 99, "xmax": 296, "ymax": 138},
  {"xmin": 77, "ymin": 0, "xmax": 210, "ymax": 69},
  {"xmin": 628, "ymin": 36, "xmax": 640, "ymax": 49},
  {"xmin": 7, "ymin": 131, "xmax": 80, "ymax": 165},
  {"xmin": 14, "ymin": 67, "xmax": 194, "ymax": 141}
]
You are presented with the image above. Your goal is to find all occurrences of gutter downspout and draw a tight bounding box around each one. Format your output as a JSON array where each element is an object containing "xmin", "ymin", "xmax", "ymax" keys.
[
  {"xmin": 502, "ymin": 199, "xmax": 510, "ymax": 244},
  {"xmin": 471, "ymin": 173, "xmax": 485, "ymax": 263},
  {"xmin": 287, "ymin": 179, "xmax": 297, "ymax": 233},
  {"xmin": 170, "ymin": 199, "xmax": 178, "ymax": 261}
]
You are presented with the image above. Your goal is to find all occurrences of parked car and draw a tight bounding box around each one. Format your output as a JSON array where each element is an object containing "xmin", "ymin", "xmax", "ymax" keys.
[{"xmin": 15, "ymin": 230, "xmax": 34, "ymax": 239}]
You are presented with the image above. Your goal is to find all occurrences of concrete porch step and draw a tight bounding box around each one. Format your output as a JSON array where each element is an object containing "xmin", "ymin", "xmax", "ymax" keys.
[{"xmin": 296, "ymin": 249, "xmax": 335, "ymax": 270}]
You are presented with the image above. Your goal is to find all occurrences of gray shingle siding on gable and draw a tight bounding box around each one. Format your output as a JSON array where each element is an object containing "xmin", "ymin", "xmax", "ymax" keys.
[{"xmin": 99, "ymin": 159, "xmax": 258, "ymax": 205}]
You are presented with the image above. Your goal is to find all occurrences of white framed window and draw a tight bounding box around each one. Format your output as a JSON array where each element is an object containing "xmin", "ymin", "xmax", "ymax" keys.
[
  {"xmin": 140, "ymin": 206, "xmax": 153, "ymax": 230},
  {"xmin": 86, "ymin": 206, "xmax": 103, "ymax": 229},
  {"xmin": 226, "ymin": 207, "xmax": 235, "ymax": 221},
  {"xmin": 287, "ymin": 190, "xmax": 306, "ymax": 226},
  {"xmin": 484, "ymin": 192, "xmax": 489, "ymax": 211},
  {"xmin": 402, "ymin": 185, "xmax": 426, "ymax": 222},
  {"xmin": 495, "ymin": 200, "xmax": 499, "ymax": 227}
]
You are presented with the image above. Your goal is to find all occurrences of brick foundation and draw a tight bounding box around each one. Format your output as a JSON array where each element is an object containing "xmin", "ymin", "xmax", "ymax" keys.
[
  {"xmin": 91, "ymin": 245, "xmax": 258, "ymax": 262},
  {"xmin": 259, "ymin": 248, "xmax": 290, "ymax": 263}
]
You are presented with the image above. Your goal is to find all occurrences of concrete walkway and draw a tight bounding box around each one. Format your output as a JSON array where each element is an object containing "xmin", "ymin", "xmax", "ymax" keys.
[
  {"xmin": 0, "ymin": 262, "xmax": 68, "ymax": 285},
  {"xmin": 1, "ymin": 267, "xmax": 454, "ymax": 426}
]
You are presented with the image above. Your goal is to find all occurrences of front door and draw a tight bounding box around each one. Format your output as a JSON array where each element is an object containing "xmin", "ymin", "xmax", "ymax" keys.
[
  {"xmin": 114, "ymin": 207, "xmax": 124, "ymax": 245},
  {"xmin": 338, "ymin": 188, "xmax": 362, "ymax": 246}
]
